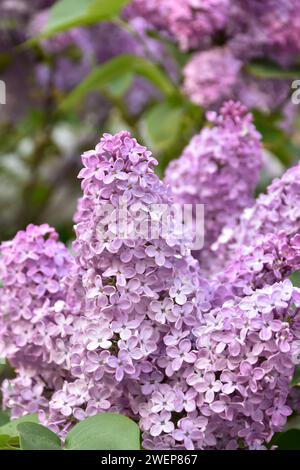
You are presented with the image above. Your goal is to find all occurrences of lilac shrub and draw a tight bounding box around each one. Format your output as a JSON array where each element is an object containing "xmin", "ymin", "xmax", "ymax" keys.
[{"xmin": 1, "ymin": 126, "xmax": 300, "ymax": 449}]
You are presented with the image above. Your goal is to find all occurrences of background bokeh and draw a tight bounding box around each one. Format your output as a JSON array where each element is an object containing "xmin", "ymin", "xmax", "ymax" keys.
[{"xmin": 1, "ymin": 0, "xmax": 300, "ymax": 245}]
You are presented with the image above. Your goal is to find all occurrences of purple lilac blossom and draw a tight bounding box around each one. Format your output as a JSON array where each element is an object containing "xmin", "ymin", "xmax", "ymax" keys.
[
  {"xmin": 0, "ymin": 224, "xmax": 80, "ymax": 378},
  {"xmin": 41, "ymin": 130, "xmax": 204, "ymax": 435},
  {"xmin": 28, "ymin": 9, "xmax": 96, "ymax": 92},
  {"xmin": 2, "ymin": 367, "xmax": 51, "ymax": 419},
  {"xmin": 0, "ymin": 1, "xmax": 55, "ymax": 123}
]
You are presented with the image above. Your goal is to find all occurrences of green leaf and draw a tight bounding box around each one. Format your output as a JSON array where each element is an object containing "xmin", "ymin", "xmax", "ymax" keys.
[
  {"xmin": 284, "ymin": 415, "xmax": 300, "ymax": 432},
  {"xmin": 291, "ymin": 366, "xmax": 300, "ymax": 386},
  {"xmin": 61, "ymin": 55, "xmax": 175, "ymax": 110},
  {"xmin": 271, "ymin": 430, "xmax": 300, "ymax": 450},
  {"xmin": 141, "ymin": 100, "xmax": 185, "ymax": 153},
  {"xmin": 0, "ymin": 414, "xmax": 39, "ymax": 438},
  {"xmin": 64, "ymin": 413, "xmax": 140, "ymax": 450},
  {"xmin": 18, "ymin": 423, "xmax": 62, "ymax": 450},
  {"xmin": 106, "ymin": 73, "xmax": 134, "ymax": 98},
  {"xmin": 246, "ymin": 60, "xmax": 300, "ymax": 79},
  {"xmin": 0, "ymin": 434, "xmax": 11, "ymax": 449},
  {"xmin": 0, "ymin": 435, "xmax": 20, "ymax": 450},
  {"xmin": 253, "ymin": 110, "xmax": 300, "ymax": 167},
  {"xmin": 43, "ymin": 0, "xmax": 130, "ymax": 37},
  {"xmin": 0, "ymin": 411, "xmax": 10, "ymax": 427},
  {"xmin": 290, "ymin": 270, "xmax": 300, "ymax": 288}
]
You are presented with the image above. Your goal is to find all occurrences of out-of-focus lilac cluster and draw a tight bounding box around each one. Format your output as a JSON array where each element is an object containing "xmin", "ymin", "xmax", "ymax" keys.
[
  {"xmin": 125, "ymin": 0, "xmax": 230, "ymax": 52},
  {"xmin": 1, "ymin": 109, "xmax": 300, "ymax": 449},
  {"xmin": 0, "ymin": 0, "xmax": 56, "ymax": 122},
  {"xmin": 127, "ymin": 0, "xmax": 300, "ymax": 113}
]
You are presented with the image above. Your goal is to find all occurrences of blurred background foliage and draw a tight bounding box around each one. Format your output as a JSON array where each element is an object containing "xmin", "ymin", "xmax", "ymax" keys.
[
  {"xmin": 1, "ymin": 0, "xmax": 300, "ymax": 448},
  {"xmin": 1, "ymin": 0, "xmax": 300, "ymax": 244}
]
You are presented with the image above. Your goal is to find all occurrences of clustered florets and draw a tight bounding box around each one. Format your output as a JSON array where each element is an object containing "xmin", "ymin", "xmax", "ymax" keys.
[{"xmin": 1, "ymin": 106, "xmax": 300, "ymax": 449}]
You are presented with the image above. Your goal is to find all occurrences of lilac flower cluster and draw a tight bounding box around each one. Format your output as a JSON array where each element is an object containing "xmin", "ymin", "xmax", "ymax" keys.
[
  {"xmin": 1, "ymin": 128, "xmax": 300, "ymax": 449},
  {"xmin": 29, "ymin": 10, "xmax": 96, "ymax": 92},
  {"xmin": 0, "ymin": 224, "xmax": 81, "ymax": 416},
  {"xmin": 164, "ymin": 101, "xmax": 262, "ymax": 271},
  {"xmin": 41, "ymin": 130, "xmax": 204, "ymax": 435},
  {"xmin": 229, "ymin": 0, "xmax": 300, "ymax": 68}
]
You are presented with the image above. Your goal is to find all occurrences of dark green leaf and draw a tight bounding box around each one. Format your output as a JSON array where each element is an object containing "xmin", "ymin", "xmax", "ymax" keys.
[
  {"xmin": 271, "ymin": 430, "xmax": 300, "ymax": 450},
  {"xmin": 291, "ymin": 366, "xmax": 300, "ymax": 386},
  {"xmin": 18, "ymin": 423, "xmax": 62, "ymax": 450},
  {"xmin": 64, "ymin": 413, "xmax": 140, "ymax": 450},
  {"xmin": 246, "ymin": 60, "xmax": 300, "ymax": 79}
]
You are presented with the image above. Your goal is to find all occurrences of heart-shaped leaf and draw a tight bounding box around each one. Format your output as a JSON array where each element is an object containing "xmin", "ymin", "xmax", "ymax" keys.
[
  {"xmin": 18, "ymin": 423, "xmax": 62, "ymax": 450},
  {"xmin": 64, "ymin": 413, "xmax": 140, "ymax": 450}
]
